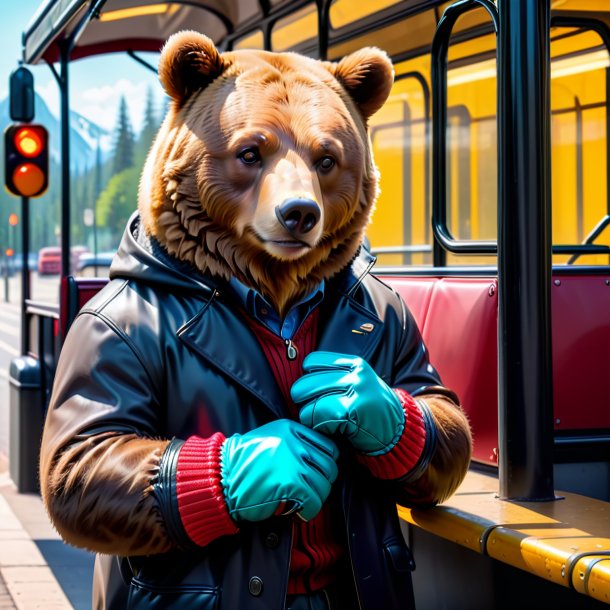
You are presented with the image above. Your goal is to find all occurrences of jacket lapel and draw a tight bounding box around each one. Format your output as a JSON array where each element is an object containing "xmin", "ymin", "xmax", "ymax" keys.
[
  {"xmin": 177, "ymin": 295, "xmax": 287, "ymax": 419},
  {"xmin": 177, "ymin": 248, "xmax": 383, "ymax": 418},
  {"xmin": 318, "ymin": 293, "xmax": 384, "ymax": 361}
]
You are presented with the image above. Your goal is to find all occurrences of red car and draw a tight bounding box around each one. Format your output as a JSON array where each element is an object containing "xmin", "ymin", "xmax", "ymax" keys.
[
  {"xmin": 37, "ymin": 246, "xmax": 89, "ymax": 275},
  {"xmin": 37, "ymin": 246, "xmax": 61, "ymax": 275}
]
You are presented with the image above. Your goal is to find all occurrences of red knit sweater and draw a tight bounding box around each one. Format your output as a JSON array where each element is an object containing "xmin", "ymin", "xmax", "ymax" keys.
[{"xmin": 174, "ymin": 306, "xmax": 428, "ymax": 595}]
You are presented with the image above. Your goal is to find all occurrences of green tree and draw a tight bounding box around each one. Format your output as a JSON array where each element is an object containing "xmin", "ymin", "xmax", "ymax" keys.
[
  {"xmin": 94, "ymin": 141, "xmax": 103, "ymax": 201},
  {"xmin": 135, "ymin": 87, "xmax": 158, "ymax": 168},
  {"xmin": 96, "ymin": 167, "xmax": 139, "ymax": 241},
  {"xmin": 112, "ymin": 96, "xmax": 135, "ymax": 174}
]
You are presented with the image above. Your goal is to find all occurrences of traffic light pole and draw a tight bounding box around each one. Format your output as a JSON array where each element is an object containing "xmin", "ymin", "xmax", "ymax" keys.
[
  {"xmin": 20, "ymin": 196, "xmax": 30, "ymax": 355},
  {"xmin": 59, "ymin": 42, "xmax": 71, "ymax": 279}
]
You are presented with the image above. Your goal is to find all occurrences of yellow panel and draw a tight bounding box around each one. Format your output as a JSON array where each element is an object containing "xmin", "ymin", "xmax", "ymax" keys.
[
  {"xmin": 100, "ymin": 3, "xmax": 178, "ymax": 22},
  {"xmin": 367, "ymin": 57, "xmax": 431, "ymax": 259},
  {"xmin": 330, "ymin": 0, "xmax": 402, "ymax": 29},
  {"xmin": 328, "ymin": 9, "xmax": 437, "ymax": 61},
  {"xmin": 447, "ymin": 33, "xmax": 496, "ymax": 63},
  {"xmin": 552, "ymin": 0, "xmax": 610, "ymax": 11},
  {"xmin": 551, "ymin": 111, "xmax": 577, "ymax": 246},
  {"xmin": 550, "ymin": 29, "xmax": 605, "ymax": 62},
  {"xmin": 234, "ymin": 30, "xmax": 264, "ymax": 50},
  {"xmin": 272, "ymin": 4, "xmax": 317, "ymax": 52}
]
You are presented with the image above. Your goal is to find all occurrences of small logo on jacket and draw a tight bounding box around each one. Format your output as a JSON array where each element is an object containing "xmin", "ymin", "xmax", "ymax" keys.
[{"xmin": 352, "ymin": 323, "xmax": 375, "ymax": 335}]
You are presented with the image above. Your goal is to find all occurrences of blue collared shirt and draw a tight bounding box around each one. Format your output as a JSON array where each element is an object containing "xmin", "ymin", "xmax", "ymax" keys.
[{"xmin": 229, "ymin": 278, "xmax": 325, "ymax": 340}]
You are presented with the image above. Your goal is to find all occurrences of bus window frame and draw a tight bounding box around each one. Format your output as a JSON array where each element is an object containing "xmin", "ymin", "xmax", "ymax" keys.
[
  {"xmin": 551, "ymin": 16, "xmax": 610, "ymax": 265},
  {"xmin": 370, "ymin": 70, "xmax": 432, "ymax": 265}
]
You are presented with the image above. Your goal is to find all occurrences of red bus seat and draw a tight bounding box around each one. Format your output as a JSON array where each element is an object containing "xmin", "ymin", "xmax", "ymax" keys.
[
  {"xmin": 551, "ymin": 276, "xmax": 610, "ymax": 431},
  {"xmin": 386, "ymin": 277, "xmax": 437, "ymax": 331},
  {"xmin": 385, "ymin": 273, "xmax": 610, "ymax": 466},
  {"xmin": 60, "ymin": 276, "xmax": 109, "ymax": 340},
  {"xmin": 388, "ymin": 276, "xmax": 498, "ymax": 464}
]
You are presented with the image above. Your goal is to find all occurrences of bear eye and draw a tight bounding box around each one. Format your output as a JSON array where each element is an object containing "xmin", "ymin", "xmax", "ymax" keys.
[
  {"xmin": 238, "ymin": 147, "xmax": 261, "ymax": 165},
  {"xmin": 318, "ymin": 156, "xmax": 336, "ymax": 172}
]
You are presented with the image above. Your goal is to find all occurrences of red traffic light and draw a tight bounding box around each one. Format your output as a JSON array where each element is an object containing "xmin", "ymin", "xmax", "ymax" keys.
[
  {"xmin": 8, "ymin": 213, "xmax": 18, "ymax": 226},
  {"xmin": 12, "ymin": 163, "xmax": 46, "ymax": 198},
  {"xmin": 14, "ymin": 127, "xmax": 44, "ymax": 158},
  {"xmin": 4, "ymin": 123, "xmax": 49, "ymax": 198},
  {"xmin": 5, "ymin": 248, "xmax": 14, "ymax": 257}
]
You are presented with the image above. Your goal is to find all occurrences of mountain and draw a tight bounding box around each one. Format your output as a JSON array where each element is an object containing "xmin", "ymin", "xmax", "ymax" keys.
[{"xmin": 0, "ymin": 92, "xmax": 111, "ymax": 171}]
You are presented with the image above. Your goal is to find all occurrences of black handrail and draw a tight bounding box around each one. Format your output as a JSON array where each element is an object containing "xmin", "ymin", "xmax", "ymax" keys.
[
  {"xmin": 431, "ymin": 0, "xmax": 499, "ymax": 266},
  {"xmin": 567, "ymin": 215, "xmax": 610, "ymax": 264}
]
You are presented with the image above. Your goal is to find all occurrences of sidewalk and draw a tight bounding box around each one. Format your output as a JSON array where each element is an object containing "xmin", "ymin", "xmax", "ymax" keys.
[{"xmin": 0, "ymin": 454, "xmax": 94, "ymax": 610}]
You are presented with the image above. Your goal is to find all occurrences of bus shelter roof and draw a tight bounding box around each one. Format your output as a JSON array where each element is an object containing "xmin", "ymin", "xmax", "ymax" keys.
[{"xmin": 22, "ymin": 0, "xmax": 291, "ymax": 65}]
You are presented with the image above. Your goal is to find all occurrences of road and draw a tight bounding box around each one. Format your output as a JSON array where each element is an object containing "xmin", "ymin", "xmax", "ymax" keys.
[{"xmin": 0, "ymin": 272, "xmax": 60, "ymax": 461}]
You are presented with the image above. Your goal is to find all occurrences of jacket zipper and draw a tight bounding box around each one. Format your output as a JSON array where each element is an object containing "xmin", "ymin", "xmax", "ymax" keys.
[{"xmin": 285, "ymin": 339, "xmax": 297, "ymax": 360}]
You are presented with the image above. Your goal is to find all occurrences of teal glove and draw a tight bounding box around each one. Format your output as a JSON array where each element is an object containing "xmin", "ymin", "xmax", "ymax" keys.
[
  {"xmin": 291, "ymin": 351, "xmax": 405, "ymax": 456},
  {"xmin": 221, "ymin": 419, "xmax": 339, "ymax": 522}
]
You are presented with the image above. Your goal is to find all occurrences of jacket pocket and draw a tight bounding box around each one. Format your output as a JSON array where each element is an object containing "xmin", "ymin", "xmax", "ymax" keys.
[
  {"xmin": 128, "ymin": 577, "xmax": 220, "ymax": 610},
  {"xmin": 383, "ymin": 539, "xmax": 416, "ymax": 574}
]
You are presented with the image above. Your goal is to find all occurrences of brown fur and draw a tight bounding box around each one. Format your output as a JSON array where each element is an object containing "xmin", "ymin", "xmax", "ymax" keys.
[
  {"xmin": 41, "ymin": 432, "xmax": 171, "ymax": 556},
  {"xmin": 409, "ymin": 394, "xmax": 472, "ymax": 506},
  {"xmin": 139, "ymin": 32, "xmax": 394, "ymax": 316}
]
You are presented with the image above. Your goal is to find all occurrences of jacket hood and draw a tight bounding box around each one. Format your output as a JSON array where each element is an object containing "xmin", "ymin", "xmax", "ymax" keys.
[
  {"xmin": 110, "ymin": 212, "xmax": 215, "ymax": 294},
  {"xmin": 110, "ymin": 212, "xmax": 377, "ymax": 296}
]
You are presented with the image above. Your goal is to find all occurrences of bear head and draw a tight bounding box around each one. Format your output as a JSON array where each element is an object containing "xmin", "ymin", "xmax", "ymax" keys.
[{"xmin": 139, "ymin": 31, "xmax": 394, "ymax": 316}]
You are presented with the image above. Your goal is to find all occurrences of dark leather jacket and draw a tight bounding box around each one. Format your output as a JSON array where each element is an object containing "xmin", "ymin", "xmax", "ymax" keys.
[{"xmin": 41, "ymin": 214, "xmax": 456, "ymax": 610}]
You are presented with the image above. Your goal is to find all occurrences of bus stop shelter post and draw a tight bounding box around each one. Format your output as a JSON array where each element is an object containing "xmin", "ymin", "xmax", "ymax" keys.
[
  {"xmin": 59, "ymin": 41, "xmax": 71, "ymax": 279},
  {"xmin": 497, "ymin": 0, "xmax": 555, "ymax": 501}
]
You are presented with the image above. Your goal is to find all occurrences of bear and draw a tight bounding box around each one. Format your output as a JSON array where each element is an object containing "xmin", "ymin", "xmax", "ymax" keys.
[{"xmin": 39, "ymin": 31, "xmax": 472, "ymax": 610}]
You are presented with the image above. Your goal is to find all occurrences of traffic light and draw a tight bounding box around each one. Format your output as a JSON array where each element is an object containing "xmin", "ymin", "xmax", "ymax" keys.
[{"xmin": 4, "ymin": 124, "xmax": 49, "ymax": 198}]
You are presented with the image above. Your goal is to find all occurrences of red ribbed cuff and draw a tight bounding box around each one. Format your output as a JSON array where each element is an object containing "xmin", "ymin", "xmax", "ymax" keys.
[
  {"xmin": 176, "ymin": 433, "xmax": 239, "ymax": 547},
  {"xmin": 357, "ymin": 389, "xmax": 427, "ymax": 480}
]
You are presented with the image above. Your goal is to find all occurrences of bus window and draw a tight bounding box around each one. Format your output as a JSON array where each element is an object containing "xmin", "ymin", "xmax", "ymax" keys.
[
  {"xmin": 550, "ymin": 26, "xmax": 609, "ymax": 265},
  {"xmin": 328, "ymin": 9, "xmax": 437, "ymax": 62},
  {"xmin": 329, "ymin": 0, "xmax": 403, "ymax": 29},
  {"xmin": 234, "ymin": 30, "xmax": 264, "ymax": 50},
  {"xmin": 271, "ymin": 4, "xmax": 317, "ymax": 52},
  {"xmin": 367, "ymin": 9, "xmax": 498, "ymax": 268},
  {"xmin": 445, "ymin": 24, "xmax": 498, "ymax": 263},
  {"xmin": 369, "ymin": 60, "xmax": 432, "ymax": 267}
]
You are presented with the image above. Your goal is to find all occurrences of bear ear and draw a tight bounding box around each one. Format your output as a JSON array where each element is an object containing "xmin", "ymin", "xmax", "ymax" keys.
[
  {"xmin": 158, "ymin": 31, "xmax": 229, "ymax": 105},
  {"xmin": 329, "ymin": 47, "xmax": 394, "ymax": 120}
]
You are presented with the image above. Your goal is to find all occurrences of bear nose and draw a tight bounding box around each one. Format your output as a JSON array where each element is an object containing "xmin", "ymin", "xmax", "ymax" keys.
[{"xmin": 275, "ymin": 198, "xmax": 321, "ymax": 236}]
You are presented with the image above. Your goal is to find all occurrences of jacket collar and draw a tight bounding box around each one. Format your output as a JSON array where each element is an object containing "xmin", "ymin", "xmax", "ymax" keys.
[{"xmin": 177, "ymin": 248, "xmax": 383, "ymax": 419}]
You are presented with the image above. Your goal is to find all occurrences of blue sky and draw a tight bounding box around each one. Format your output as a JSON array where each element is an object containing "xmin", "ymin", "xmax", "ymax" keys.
[{"xmin": 0, "ymin": 0, "xmax": 164, "ymax": 134}]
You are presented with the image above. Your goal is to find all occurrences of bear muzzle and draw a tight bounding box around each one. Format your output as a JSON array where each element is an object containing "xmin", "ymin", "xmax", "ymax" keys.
[{"xmin": 275, "ymin": 198, "xmax": 321, "ymax": 237}]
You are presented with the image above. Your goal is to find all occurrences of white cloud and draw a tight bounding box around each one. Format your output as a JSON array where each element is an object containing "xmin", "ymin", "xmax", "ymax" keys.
[
  {"xmin": 33, "ymin": 76, "xmax": 166, "ymax": 136},
  {"xmin": 35, "ymin": 79, "xmax": 60, "ymax": 116},
  {"xmin": 75, "ymin": 78, "xmax": 165, "ymax": 135}
]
